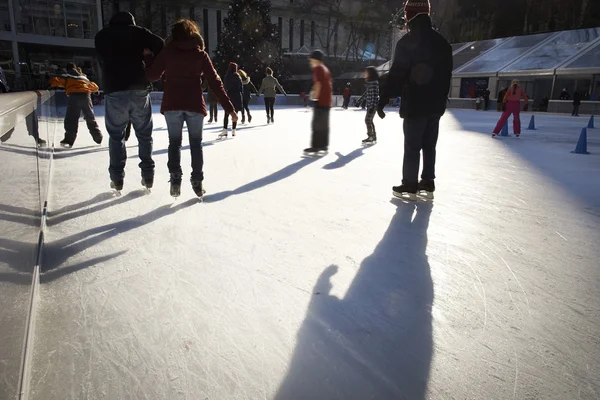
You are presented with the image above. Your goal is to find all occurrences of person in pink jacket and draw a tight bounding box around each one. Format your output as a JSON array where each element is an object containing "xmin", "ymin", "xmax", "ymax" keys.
[{"xmin": 492, "ymin": 79, "xmax": 529, "ymax": 138}]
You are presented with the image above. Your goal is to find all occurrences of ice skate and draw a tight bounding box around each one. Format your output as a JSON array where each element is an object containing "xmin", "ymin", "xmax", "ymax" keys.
[
  {"xmin": 392, "ymin": 185, "xmax": 417, "ymax": 202},
  {"xmin": 362, "ymin": 135, "xmax": 377, "ymax": 145},
  {"xmin": 141, "ymin": 177, "xmax": 153, "ymax": 194},
  {"xmin": 170, "ymin": 175, "xmax": 182, "ymax": 198},
  {"xmin": 218, "ymin": 129, "xmax": 228, "ymax": 139},
  {"xmin": 241, "ymin": 116, "xmax": 246, "ymax": 124},
  {"xmin": 59, "ymin": 138, "xmax": 73, "ymax": 148},
  {"xmin": 92, "ymin": 132, "xmax": 103, "ymax": 145},
  {"xmin": 248, "ymin": 114, "xmax": 252, "ymax": 123},
  {"xmin": 303, "ymin": 147, "xmax": 328, "ymax": 157},
  {"xmin": 232, "ymin": 128, "xmax": 236, "ymax": 137},
  {"xmin": 417, "ymin": 180, "xmax": 435, "ymax": 200},
  {"xmin": 191, "ymin": 180, "xmax": 206, "ymax": 201},
  {"xmin": 110, "ymin": 179, "xmax": 123, "ymax": 196}
]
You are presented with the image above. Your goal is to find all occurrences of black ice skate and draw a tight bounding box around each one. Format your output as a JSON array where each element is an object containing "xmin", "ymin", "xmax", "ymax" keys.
[
  {"xmin": 170, "ymin": 175, "xmax": 182, "ymax": 198},
  {"xmin": 303, "ymin": 147, "xmax": 328, "ymax": 156},
  {"xmin": 59, "ymin": 138, "xmax": 73, "ymax": 148},
  {"xmin": 141, "ymin": 177, "xmax": 153, "ymax": 193},
  {"xmin": 392, "ymin": 185, "xmax": 417, "ymax": 202},
  {"xmin": 362, "ymin": 136, "xmax": 377, "ymax": 145},
  {"xmin": 110, "ymin": 179, "xmax": 124, "ymax": 196},
  {"xmin": 92, "ymin": 132, "xmax": 103, "ymax": 145},
  {"xmin": 248, "ymin": 114, "xmax": 253, "ymax": 123},
  {"xmin": 418, "ymin": 180, "xmax": 435, "ymax": 200},
  {"xmin": 191, "ymin": 180, "xmax": 206, "ymax": 200}
]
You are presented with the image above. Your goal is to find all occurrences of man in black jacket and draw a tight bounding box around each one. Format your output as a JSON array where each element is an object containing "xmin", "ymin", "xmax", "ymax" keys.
[
  {"xmin": 95, "ymin": 12, "xmax": 164, "ymax": 192},
  {"xmin": 378, "ymin": 0, "xmax": 453, "ymax": 201}
]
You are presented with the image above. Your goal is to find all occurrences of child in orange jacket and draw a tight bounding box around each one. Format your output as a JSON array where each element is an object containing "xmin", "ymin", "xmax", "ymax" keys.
[{"xmin": 49, "ymin": 63, "xmax": 103, "ymax": 147}]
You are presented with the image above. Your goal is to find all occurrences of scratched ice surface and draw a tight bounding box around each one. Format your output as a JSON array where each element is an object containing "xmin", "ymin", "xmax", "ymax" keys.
[{"xmin": 28, "ymin": 107, "xmax": 600, "ymax": 399}]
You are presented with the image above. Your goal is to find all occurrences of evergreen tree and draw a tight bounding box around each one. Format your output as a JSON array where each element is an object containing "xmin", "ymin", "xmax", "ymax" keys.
[{"xmin": 214, "ymin": 0, "xmax": 286, "ymax": 82}]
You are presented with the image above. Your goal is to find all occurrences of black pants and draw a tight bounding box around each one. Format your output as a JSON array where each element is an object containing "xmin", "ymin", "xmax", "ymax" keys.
[
  {"xmin": 311, "ymin": 106, "xmax": 330, "ymax": 149},
  {"xmin": 572, "ymin": 105, "xmax": 580, "ymax": 116},
  {"xmin": 402, "ymin": 116, "xmax": 440, "ymax": 190},
  {"xmin": 64, "ymin": 93, "xmax": 102, "ymax": 144},
  {"xmin": 209, "ymin": 103, "xmax": 218, "ymax": 121},
  {"xmin": 365, "ymin": 108, "xmax": 377, "ymax": 137},
  {"xmin": 224, "ymin": 111, "xmax": 238, "ymax": 129},
  {"xmin": 242, "ymin": 99, "xmax": 251, "ymax": 120},
  {"xmin": 343, "ymin": 96, "xmax": 350, "ymax": 109},
  {"xmin": 484, "ymin": 99, "xmax": 489, "ymax": 110},
  {"xmin": 265, "ymin": 97, "xmax": 275, "ymax": 119}
]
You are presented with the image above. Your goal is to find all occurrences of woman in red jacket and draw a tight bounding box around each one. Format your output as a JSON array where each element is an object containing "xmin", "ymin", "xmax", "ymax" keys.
[
  {"xmin": 145, "ymin": 19, "xmax": 237, "ymax": 198},
  {"xmin": 492, "ymin": 79, "xmax": 529, "ymax": 138}
]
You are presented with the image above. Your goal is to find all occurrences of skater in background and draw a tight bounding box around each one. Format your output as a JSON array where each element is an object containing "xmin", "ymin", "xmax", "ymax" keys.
[
  {"xmin": 342, "ymin": 83, "xmax": 351, "ymax": 109},
  {"xmin": 239, "ymin": 69, "xmax": 258, "ymax": 124},
  {"xmin": 492, "ymin": 79, "xmax": 528, "ymax": 138},
  {"xmin": 572, "ymin": 91, "xmax": 581, "ymax": 117},
  {"xmin": 497, "ymin": 87, "xmax": 507, "ymax": 111},
  {"xmin": 204, "ymin": 81, "xmax": 219, "ymax": 123},
  {"xmin": 304, "ymin": 50, "xmax": 332, "ymax": 154},
  {"xmin": 559, "ymin": 88, "xmax": 570, "ymax": 100},
  {"xmin": 377, "ymin": 0, "xmax": 453, "ymax": 201},
  {"xmin": 95, "ymin": 11, "xmax": 164, "ymax": 192},
  {"xmin": 361, "ymin": 66, "xmax": 380, "ymax": 145},
  {"xmin": 0, "ymin": 65, "xmax": 8, "ymax": 93},
  {"xmin": 145, "ymin": 19, "xmax": 235, "ymax": 197},
  {"xmin": 220, "ymin": 62, "xmax": 243, "ymax": 138},
  {"xmin": 259, "ymin": 67, "xmax": 286, "ymax": 124},
  {"xmin": 49, "ymin": 63, "xmax": 103, "ymax": 148},
  {"xmin": 484, "ymin": 88, "xmax": 490, "ymax": 111}
]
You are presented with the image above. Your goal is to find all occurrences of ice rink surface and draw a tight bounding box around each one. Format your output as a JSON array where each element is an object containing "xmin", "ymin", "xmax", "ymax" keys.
[{"xmin": 28, "ymin": 106, "xmax": 600, "ymax": 399}]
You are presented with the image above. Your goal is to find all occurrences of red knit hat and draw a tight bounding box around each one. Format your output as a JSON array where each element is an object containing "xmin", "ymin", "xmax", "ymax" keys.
[{"xmin": 404, "ymin": 0, "xmax": 430, "ymax": 23}]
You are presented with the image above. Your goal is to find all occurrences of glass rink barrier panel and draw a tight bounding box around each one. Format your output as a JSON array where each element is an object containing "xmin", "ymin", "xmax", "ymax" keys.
[{"xmin": 0, "ymin": 91, "xmax": 57, "ymax": 400}]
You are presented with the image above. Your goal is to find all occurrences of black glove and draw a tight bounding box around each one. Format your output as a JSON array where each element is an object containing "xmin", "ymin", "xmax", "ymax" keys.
[{"xmin": 377, "ymin": 108, "xmax": 386, "ymax": 119}]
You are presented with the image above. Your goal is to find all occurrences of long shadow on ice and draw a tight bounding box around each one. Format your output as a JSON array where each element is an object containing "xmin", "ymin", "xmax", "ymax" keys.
[
  {"xmin": 275, "ymin": 201, "xmax": 434, "ymax": 400},
  {"xmin": 203, "ymin": 157, "xmax": 319, "ymax": 202},
  {"xmin": 322, "ymin": 147, "xmax": 370, "ymax": 170}
]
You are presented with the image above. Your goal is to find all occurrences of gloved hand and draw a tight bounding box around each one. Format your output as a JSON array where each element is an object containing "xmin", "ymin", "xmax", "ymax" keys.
[{"xmin": 377, "ymin": 108, "xmax": 386, "ymax": 119}]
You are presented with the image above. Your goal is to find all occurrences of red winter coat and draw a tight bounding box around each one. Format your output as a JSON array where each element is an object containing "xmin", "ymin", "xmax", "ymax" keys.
[{"xmin": 145, "ymin": 38, "xmax": 234, "ymax": 115}]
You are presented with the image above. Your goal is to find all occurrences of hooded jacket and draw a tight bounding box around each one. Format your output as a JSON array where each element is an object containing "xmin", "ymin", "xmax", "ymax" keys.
[
  {"xmin": 259, "ymin": 75, "xmax": 286, "ymax": 98},
  {"xmin": 379, "ymin": 15, "xmax": 452, "ymax": 118},
  {"xmin": 94, "ymin": 12, "xmax": 164, "ymax": 94},
  {"xmin": 145, "ymin": 38, "xmax": 234, "ymax": 116},
  {"xmin": 48, "ymin": 67, "xmax": 99, "ymax": 95},
  {"xmin": 224, "ymin": 72, "xmax": 243, "ymax": 111}
]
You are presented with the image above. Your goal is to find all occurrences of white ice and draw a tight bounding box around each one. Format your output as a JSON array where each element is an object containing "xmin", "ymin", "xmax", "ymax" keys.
[{"xmin": 28, "ymin": 106, "xmax": 600, "ymax": 399}]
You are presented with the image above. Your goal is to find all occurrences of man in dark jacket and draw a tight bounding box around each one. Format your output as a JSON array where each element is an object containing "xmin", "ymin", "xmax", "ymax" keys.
[
  {"xmin": 572, "ymin": 92, "xmax": 581, "ymax": 116},
  {"xmin": 377, "ymin": 0, "xmax": 452, "ymax": 200},
  {"xmin": 95, "ymin": 12, "xmax": 164, "ymax": 192}
]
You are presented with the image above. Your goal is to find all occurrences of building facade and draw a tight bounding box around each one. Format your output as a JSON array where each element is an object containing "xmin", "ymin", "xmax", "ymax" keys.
[{"xmin": 0, "ymin": 0, "xmax": 102, "ymax": 89}]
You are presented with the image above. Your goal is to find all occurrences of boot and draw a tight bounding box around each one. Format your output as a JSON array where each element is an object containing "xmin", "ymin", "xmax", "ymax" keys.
[{"xmin": 392, "ymin": 185, "xmax": 417, "ymax": 201}]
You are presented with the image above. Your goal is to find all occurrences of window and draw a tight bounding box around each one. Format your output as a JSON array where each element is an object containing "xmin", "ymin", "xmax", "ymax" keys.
[
  {"xmin": 203, "ymin": 9, "xmax": 209, "ymax": 50},
  {"xmin": 311, "ymin": 21, "xmax": 315, "ymax": 47},
  {"xmin": 216, "ymin": 10, "xmax": 222, "ymax": 45},
  {"xmin": 0, "ymin": 0, "xmax": 10, "ymax": 31},
  {"xmin": 300, "ymin": 19, "xmax": 304, "ymax": 47},
  {"xmin": 189, "ymin": 7, "xmax": 195, "ymax": 21},
  {"xmin": 278, "ymin": 17, "xmax": 283, "ymax": 49},
  {"xmin": 289, "ymin": 18, "xmax": 294, "ymax": 51}
]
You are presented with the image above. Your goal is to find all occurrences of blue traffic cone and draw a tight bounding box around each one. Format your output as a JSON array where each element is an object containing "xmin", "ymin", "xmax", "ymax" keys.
[
  {"xmin": 588, "ymin": 115, "xmax": 595, "ymax": 129},
  {"xmin": 527, "ymin": 115, "xmax": 536, "ymax": 130},
  {"xmin": 571, "ymin": 128, "xmax": 590, "ymax": 154},
  {"xmin": 500, "ymin": 123, "xmax": 509, "ymax": 137}
]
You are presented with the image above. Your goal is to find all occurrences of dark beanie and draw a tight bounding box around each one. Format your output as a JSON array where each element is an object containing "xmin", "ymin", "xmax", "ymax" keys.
[
  {"xmin": 229, "ymin": 62, "xmax": 238, "ymax": 72},
  {"xmin": 309, "ymin": 50, "xmax": 324, "ymax": 61},
  {"xmin": 405, "ymin": 0, "xmax": 430, "ymax": 23},
  {"xmin": 66, "ymin": 62, "xmax": 77, "ymax": 70}
]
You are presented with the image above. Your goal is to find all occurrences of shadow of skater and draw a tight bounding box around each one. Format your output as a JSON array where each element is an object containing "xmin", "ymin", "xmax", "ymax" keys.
[
  {"xmin": 204, "ymin": 157, "xmax": 319, "ymax": 202},
  {"xmin": 322, "ymin": 147, "xmax": 369, "ymax": 170},
  {"xmin": 275, "ymin": 201, "xmax": 434, "ymax": 400}
]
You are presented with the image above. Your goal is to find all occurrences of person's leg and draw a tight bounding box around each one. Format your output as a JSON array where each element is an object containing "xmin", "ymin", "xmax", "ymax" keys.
[
  {"xmin": 223, "ymin": 111, "xmax": 229, "ymax": 129},
  {"xmin": 164, "ymin": 111, "xmax": 184, "ymax": 179},
  {"xmin": 493, "ymin": 108, "xmax": 512, "ymax": 134},
  {"xmin": 270, "ymin": 98, "xmax": 275, "ymax": 121},
  {"xmin": 80, "ymin": 93, "xmax": 103, "ymax": 142},
  {"xmin": 241, "ymin": 102, "xmax": 246, "ymax": 122},
  {"xmin": 311, "ymin": 107, "xmax": 329, "ymax": 149},
  {"xmin": 129, "ymin": 90, "xmax": 155, "ymax": 182},
  {"xmin": 63, "ymin": 95, "xmax": 81, "ymax": 144},
  {"xmin": 511, "ymin": 102, "xmax": 521, "ymax": 135},
  {"xmin": 232, "ymin": 111, "xmax": 238, "ymax": 131},
  {"xmin": 264, "ymin": 98, "xmax": 270, "ymax": 119},
  {"xmin": 402, "ymin": 117, "xmax": 427, "ymax": 190},
  {"xmin": 365, "ymin": 109, "xmax": 376, "ymax": 136},
  {"xmin": 421, "ymin": 117, "xmax": 440, "ymax": 182},
  {"xmin": 185, "ymin": 111, "xmax": 205, "ymax": 182},
  {"xmin": 245, "ymin": 103, "xmax": 252, "ymax": 120},
  {"xmin": 105, "ymin": 92, "xmax": 131, "ymax": 183}
]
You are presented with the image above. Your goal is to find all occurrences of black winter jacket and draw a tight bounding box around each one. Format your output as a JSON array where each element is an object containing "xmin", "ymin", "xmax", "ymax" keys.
[
  {"xmin": 379, "ymin": 16, "xmax": 453, "ymax": 118},
  {"xmin": 225, "ymin": 72, "xmax": 243, "ymax": 111},
  {"xmin": 95, "ymin": 12, "xmax": 164, "ymax": 94}
]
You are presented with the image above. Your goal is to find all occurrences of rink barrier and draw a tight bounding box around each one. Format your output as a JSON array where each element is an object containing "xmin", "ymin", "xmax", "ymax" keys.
[
  {"xmin": 0, "ymin": 90, "xmax": 57, "ymax": 400},
  {"xmin": 572, "ymin": 128, "xmax": 590, "ymax": 154}
]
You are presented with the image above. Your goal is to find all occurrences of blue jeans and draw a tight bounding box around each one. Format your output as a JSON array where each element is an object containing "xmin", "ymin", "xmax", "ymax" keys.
[
  {"xmin": 164, "ymin": 110, "xmax": 205, "ymax": 182},
  {"xmin": 105, "ymin": 90, "xmax": 154, "ymax": 182}
]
